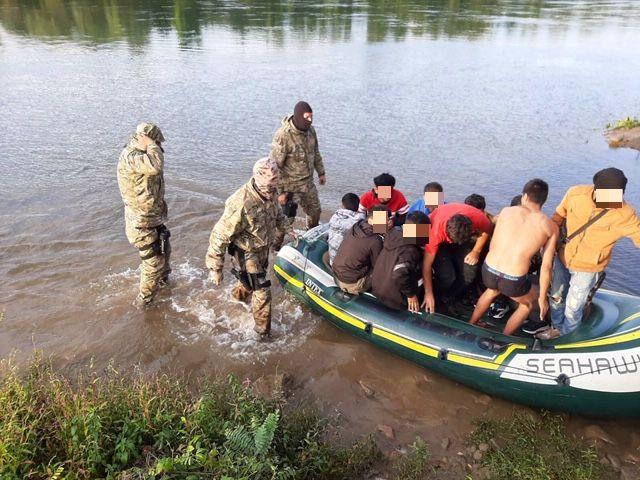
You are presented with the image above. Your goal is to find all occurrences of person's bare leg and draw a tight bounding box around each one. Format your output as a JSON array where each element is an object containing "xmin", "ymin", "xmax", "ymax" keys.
[
  {"xmin": 469, "ymin": 288, "xmax": 500, "ymax": 325},
  {"xmin": 503, "ymin": 287, "xmax": 538, "ymax": 335}
]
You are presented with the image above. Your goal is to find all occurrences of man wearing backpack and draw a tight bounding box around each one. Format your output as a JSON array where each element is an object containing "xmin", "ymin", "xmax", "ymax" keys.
[{"xmin": 539, "ymin": 168, "xmax": 640, "ymax": 339}]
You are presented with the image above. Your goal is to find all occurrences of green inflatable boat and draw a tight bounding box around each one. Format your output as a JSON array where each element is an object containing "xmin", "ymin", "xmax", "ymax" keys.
[{"xmin": 274, "ymin": 226, "xmax": 640, "ymax": 418}]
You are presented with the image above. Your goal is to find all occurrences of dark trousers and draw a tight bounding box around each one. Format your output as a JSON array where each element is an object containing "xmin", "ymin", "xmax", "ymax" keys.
[{"xmin": 433, "ymin": 243, "xmax": 480, "ymax": 300}]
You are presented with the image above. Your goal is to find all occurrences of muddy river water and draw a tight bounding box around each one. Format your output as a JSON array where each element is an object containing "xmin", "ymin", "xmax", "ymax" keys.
[{"xmin": 1, "ymin": 0, "xmax": 640, "ymax": 471}]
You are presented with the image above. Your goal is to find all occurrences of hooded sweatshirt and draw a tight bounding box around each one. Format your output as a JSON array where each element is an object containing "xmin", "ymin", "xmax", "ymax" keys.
[
  {"xmin": 332, "ymin": 220, "xmax": 383, "ymax": 284},
  {"xmin": 371, "ymin": 227, "xmax": 423, "ymax": 310},
  {"xmin": 328, "ymin": 209, "xmax": 365, "ymax": 264}
]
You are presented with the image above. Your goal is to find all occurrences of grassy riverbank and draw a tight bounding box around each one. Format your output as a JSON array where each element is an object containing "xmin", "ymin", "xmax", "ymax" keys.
[{"xmin": 0, "ymin": 358, "xmax": 613, "ymax": 480}]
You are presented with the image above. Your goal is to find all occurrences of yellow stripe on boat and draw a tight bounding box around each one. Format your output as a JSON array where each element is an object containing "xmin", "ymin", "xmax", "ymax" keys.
[
  {"xmin": 556, "ymin": 325, "xmax": 640, "ymax": 349},
  {"xmin": 372, "ymin": 326, "xmax": 440, "ymax": 358},
  {"xmin": 306, "ymin": 289, "xmax": 367, "ymax": 330},
  {"xmin": 620, "ymin": 311, "xmax": 640, "ymax": 325},
  {"xmin": 448, "ymin": 344, "xmax": 526, "ymax": 370},
  {"xmin": 273, "ymin": 264, "xmax": 304, "ymax": 289},
  {"xmin": 275, "ymin": 262, "xmax": 527, "ymax": 369}
]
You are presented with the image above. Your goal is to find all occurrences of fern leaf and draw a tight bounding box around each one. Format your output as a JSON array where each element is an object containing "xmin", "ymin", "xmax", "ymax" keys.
[
  {"xmin": 254, "ymin": 411, "xmax": 280, "ymax": 455},
  {"xmin": 224, "ymin": 426, "xmax": 254, "ymax": 455}
]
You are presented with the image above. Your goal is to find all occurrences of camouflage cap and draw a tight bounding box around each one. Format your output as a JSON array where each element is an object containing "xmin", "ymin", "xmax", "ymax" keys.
[{"xmin": 135, "ymin": 122, "xmax": 165, "ymax": 143}]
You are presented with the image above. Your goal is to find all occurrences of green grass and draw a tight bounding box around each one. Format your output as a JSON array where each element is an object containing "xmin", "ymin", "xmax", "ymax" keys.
[
  {"xmin": 392, "ymin": 437, "xmax": 434, "ymax": 480},
  {"xmin": 469, "ymin": 412, "xmax": 613, "ymax": 480},
  {"xmin": 0, "ymin": 357, "xmax": 379, "ymax": 479},
  {"xmin": 606, "ymin": 116, "xmax": 640, "ymax": 130}
]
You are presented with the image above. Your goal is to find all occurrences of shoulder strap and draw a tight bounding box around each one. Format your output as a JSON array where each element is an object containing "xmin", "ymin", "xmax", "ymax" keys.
[{"xmin": 564, "ymin": 209, "xmax": 609, "ymax": 244}]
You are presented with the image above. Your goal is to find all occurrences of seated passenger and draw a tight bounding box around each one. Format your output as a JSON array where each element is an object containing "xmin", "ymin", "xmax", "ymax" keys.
[
  {"xmin": 510, "ymin": 195, "xmax": 522, "ymax": 207},
  {"xmin": 372, "ymin": 211, "xmax": 430, "ymax": 312},
  {"xmin": 409, "ymin": 182, "xmax": 445, "ymax": 215},
  {"xmin": 541, "ymin": 167, "xmax": 640, "ymax": 339},
  {"xmin": 328, "ymin": 193, "xmax": 365, "ymax": 265},
  {"xmin": 359, "ymin": 173, "xmax": 409, "ymax": 225},
  {"xmin": 468, "ymin": 179, "xmax": 558, "ymax": 336},
  {"xmin": 332, "ymin": 205, "xmax": 388, "ymax": 295},
  {"xmin": 422, "ymin": 203, "xmax": 493, "ymax": 313},
  {"xmin": 465, "ymin": 193, "xmax": 495, "ymax": 224}
]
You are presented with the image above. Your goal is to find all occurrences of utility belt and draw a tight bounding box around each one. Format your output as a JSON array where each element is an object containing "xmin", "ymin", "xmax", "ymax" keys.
[
  {"xmin": 140, "ymin": 224, "xmax": 171, "ymax": 260},
  {"xmin": 227, "ymin": 243, "xmax": 271, "ymax": 291}
]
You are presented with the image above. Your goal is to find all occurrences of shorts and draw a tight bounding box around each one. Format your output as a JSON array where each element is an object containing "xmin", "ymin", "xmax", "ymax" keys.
[{"xmin": 482, "ymin": 263, "xmax": 531, "ymax": 298}]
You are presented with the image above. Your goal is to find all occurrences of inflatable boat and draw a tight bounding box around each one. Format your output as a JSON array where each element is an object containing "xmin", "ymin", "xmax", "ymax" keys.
[{"xmin": 274, "ymin": 226, "xmax": 640, "ymax": 418}]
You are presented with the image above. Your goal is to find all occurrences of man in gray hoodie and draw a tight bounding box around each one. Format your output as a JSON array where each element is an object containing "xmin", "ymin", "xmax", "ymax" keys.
[{"xmin": 328, "ymin": 193, "xmax": 364, "ymax": 265}]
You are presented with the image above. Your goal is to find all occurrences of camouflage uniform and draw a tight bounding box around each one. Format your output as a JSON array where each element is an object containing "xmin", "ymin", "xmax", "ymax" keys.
[
  {"xmin": 117, "ymin": 124, "xmax": 170, "ymax": 305},
  {"xmin": 270, "ymin": 115, "xmax": 325, "ymax": 245},
  {"xmin": 206, "ymin": 180, "xmax": 292, "ymax": 335}
]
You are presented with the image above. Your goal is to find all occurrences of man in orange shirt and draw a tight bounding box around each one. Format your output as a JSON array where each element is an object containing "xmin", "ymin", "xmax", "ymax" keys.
[{"xmin": 539, "ymin": 168, "xmax": 640, "ymax": 339}]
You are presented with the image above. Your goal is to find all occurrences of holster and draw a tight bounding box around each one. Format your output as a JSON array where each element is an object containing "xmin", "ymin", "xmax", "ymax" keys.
[
  {"xmin": 228, "ymin": 244, "xmax": 271, "ymax": 291},
  {"xmin": 139, "ymin": 225, "xmax": 170, "ymax": 260},
  {"xmin": 281, "ymin": 193, "xmax": 298, "ymax": 218},
  {"xmin": 157, "ymin": 225, "xmax": 171, "ymax": 256}
]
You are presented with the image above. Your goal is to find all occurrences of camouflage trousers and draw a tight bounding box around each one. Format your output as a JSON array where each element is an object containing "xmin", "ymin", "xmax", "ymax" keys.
[
  {"xmin": 230, "ymin": 248, "xmax": 272, "ymax": 335},
  {"xmin": 275, "ymin": 182, "xmax": 321, "ymax": 247},
  {"xmin": 125, "ymin": 224, "xmax": 171, "ymax": 304}
]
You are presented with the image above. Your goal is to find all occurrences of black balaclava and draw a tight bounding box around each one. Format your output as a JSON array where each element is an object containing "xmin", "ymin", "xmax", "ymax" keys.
[
  {"xmin": 593, "ymin": 167, "xmax": 628, "ymax": 192},
  {"xmin": 292, "ymin": 101, "xmax": 313, "ymax": 131}
]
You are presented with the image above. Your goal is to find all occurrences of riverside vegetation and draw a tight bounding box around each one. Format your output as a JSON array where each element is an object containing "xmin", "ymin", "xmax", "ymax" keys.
[
  {"xmin": 0, "ymin": 356, "xmax": 613, "ymax": 480},
  {"xmin": 606, "ymin": 117, "xmax": 640, "ymax": 130}
]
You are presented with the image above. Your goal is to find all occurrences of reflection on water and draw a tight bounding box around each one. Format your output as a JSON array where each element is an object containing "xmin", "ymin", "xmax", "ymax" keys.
[{"xmin": 2, "ymin": 0, "xmax": 640, "ymax": 46}]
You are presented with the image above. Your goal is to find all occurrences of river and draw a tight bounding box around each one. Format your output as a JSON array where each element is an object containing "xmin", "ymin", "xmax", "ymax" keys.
[{"xmin": 1, "ymin": 0, "xmax": 640, "ymax": 472}]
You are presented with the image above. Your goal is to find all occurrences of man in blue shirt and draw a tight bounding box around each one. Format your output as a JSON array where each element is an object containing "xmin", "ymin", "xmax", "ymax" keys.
[{"xmin": 408, "ymin": 182, "xmax": 444, "ymax": 215}]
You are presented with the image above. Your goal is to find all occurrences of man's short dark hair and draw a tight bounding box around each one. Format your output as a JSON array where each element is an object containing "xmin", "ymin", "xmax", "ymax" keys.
[
  {"xmin": 367, "ymin": 204, "xmax": 390, "ymax": 218},
  {"xmin": 424, "ymin": 182, "xmax": 443, "ymax": 193},
  {"xmin": 374, "ymin": 173, "xmax": 396, "ymax": 187},
  {"xmin": 522, "ymin": 179, "xmax": 549, "ymax": 206},
  {"xmin": 593, "ymin": 167, "xmax": 627, "ymax": 192},
  {"xmin": 342, "ymin": 193, "xmax": 359, "ymax": 212},
  {"xmin": 464, "ymin": 194, "xmax": 486, "ymax": 211},
  {"xmin": 510, "ymin": 195, "xmax": 522, "ymax": 207},
  {"xmin": 406, "ymin": 211, "xmax": 430, "ymax": 225},
  {"xmin": 446, "ymin": 214, "xmax": 473, "ymax": 245}
]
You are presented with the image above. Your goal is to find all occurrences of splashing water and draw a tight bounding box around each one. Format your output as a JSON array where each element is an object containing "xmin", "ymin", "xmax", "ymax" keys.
[{"xmin": 90, "ymin": 259, "xmax": 317, "ymax": 362}]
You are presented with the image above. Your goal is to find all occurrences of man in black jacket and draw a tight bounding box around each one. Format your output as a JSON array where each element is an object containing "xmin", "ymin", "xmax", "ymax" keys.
[
  {"xmin": 332, "ymin": 205, "xmax": 389, "ymax": 294},
  {"xmin": 372, "ymin": 211, "xmax": 430, "ymax": 312}
]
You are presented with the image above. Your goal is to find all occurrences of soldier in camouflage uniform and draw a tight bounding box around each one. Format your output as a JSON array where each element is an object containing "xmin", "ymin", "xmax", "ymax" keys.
[
  {"xmin": 270, "ymin": 101, "xmax": 326, "ymax": 248},
  {"xmin": 206, "ymin": 157, "xmax": 295, "ymax": 337},
  {"xmin": 117, "ymin": 123, "xmax": 171, "ymax": 306}
]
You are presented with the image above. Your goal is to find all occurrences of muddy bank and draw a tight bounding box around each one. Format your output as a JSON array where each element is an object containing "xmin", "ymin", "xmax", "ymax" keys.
[{"xmin": 605, "ymin": 126, "xmax": 640, "ymax": 151}]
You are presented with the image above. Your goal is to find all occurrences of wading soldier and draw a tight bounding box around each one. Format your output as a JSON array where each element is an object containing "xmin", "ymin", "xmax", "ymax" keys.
[
  {"xmin": 270, "ymin": 101, "xmax": 326, "ymax": 249},
  {"xmin": 206, "ymin": 157, "xmax": 295, "ymax": 338},
  {"xmin": 117, "ymin": 123, "xmax": 171, "ymax": 306}
]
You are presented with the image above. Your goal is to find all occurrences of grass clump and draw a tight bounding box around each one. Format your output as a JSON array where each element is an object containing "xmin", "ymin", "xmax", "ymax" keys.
[
  {"xmin": 391, "ymin": 437, "xmax": 434, "ymax": 480},
  {"xmin": 469, "ymin": 412, "xmax": 612, "ymax": 480},
  {"xmin": 606, "ymin": 116, "xmax": 640, "ymax": 130},
  {"xmin": 0, "ymin": 357, "xmax": 379, "ymax": 479}
]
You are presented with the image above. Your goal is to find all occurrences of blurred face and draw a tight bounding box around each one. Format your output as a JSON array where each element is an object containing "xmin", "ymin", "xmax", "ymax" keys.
[
  {"xmin": 303, "ymin": 111, "xmax": 313, "ymax": 124},
  {"xmin": 371, "ymin": 210, "xmax": 389, "ymax": 234},
  {"xmin": 403, "ymin": 223, "xmax": 430, "ymax": 246},
  {"xmin": 376, "ymin": 185, "xmax": 393, "ymax": 203},
  {"xmin": 595, "ymin": 188, "xmax": 623, "ymax": 208},
  {"xmin": 424, "ymin": 191, "xmax": 444, "ymax": 209}
]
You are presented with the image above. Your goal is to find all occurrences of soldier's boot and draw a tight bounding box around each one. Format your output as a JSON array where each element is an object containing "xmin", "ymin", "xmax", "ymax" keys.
[
  {"xmin": 231, "ymin": 281, "xmax": 252, "ymax": 302},
  {"xmin": 252, "ymin": 286, "xmax": 272, "ymax": 338},
  {"xmin": 137, "ymin": 252, "xmax": 165, "ymax": 306},
  {"xmin": 298, "ymin": 185, "xmax": 321, "ymax": 230}
]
